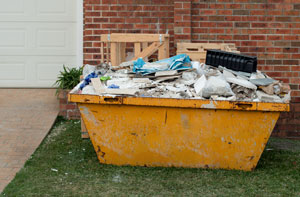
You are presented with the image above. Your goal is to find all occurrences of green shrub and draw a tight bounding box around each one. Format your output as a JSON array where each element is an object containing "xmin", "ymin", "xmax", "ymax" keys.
[{"xmin": 54, "ymin": 65, "xmax": 83, "ymax": 95}]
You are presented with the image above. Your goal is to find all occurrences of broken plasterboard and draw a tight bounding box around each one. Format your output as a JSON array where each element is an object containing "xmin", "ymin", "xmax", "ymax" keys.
[
  {"xmin": 155, "ymin": 70, "xmax": 178, "ymax": 77},
  {"xmin": 91, "ymin": 78, "xmax": 138, "ymax": 96},
  {"xmin": 91, "ymin": 78, "xmax": 105, "ymax": 94},
  {"xmin": 154, "ymin": 76, "xmax": 180, "ymax": 83}
]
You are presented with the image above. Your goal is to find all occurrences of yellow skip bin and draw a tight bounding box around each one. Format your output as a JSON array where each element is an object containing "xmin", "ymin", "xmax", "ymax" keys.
[{"xmin": 69, "ymin": 93, "xmax": 289, "ymax": 171}]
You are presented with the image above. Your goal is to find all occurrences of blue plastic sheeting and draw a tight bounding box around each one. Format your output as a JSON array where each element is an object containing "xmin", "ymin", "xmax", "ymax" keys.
[
  {"xmin": 80, "ymin": 72, "xmax": 98, "ymax": 90},
  {"xmin": 133, "ymin": 54, "xmax": 192, "ymax": 75}
]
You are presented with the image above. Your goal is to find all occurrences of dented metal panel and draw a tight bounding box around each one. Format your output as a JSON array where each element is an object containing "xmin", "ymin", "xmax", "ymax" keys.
[{"xmin": 70, "ymin": 93, "xmax": 289, "ymax": 171}]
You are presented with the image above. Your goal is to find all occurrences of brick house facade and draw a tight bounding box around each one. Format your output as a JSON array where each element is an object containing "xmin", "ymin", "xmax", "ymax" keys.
[{"xmin": 65, "ymin": 0, "xmax": 300, "ymax": 137}]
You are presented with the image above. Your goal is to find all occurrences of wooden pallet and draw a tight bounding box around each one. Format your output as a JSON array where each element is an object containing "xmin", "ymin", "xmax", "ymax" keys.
[
  {"xmin": 177, "ymin": 43, "xmax": 240, "ymax": 63},
  {"xmin": 101, "ymin": 33, "xmax": 170, "ymax": 67}
]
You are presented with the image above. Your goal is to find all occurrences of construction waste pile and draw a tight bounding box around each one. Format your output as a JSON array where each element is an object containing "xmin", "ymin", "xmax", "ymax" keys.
[{"xmin": 71, "ymin": 54, "xmax": 290, "ymax": 103}]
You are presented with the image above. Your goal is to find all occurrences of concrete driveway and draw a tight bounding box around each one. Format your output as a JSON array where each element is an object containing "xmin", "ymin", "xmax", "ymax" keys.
[{"xmin": 0, "ymin": 89, "xmax": 59, "ymax": 192}]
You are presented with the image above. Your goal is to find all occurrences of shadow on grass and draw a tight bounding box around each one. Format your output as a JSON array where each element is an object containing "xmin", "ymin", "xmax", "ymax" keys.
[{"xmin": 1, "ymin": 118, "xmax": 300, "ymax": 196}]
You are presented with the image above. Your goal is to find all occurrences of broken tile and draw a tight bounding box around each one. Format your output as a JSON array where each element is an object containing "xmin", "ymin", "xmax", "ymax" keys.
[
  {"xmin": 154, "ymin": 76, "xmax": 180, "ymax": 83},
  {"xmin": 132, "ymin": 78, "xmax": 152, "ymax": 83},
  {"xmin": 182, "ymin": 70, "xmax": 198, "ymax": 81},
  {"xmin": 194, "ymin": 75, "xmax": 207, "ymax": 96},
  {"xmin": 72, "ymin": 56, "xmax": 290, "ymax": 103},
  {"xmin": 256, "ymin": 91, "xmax": 282, "ymax": 103},
  {"xmin": 155, "ymin": 70, "xmax": 178, "ymax": 77},
  {"xmin": 226, "ymin": 77, "xmax": 257, "ymax": 90},
  {"xmin": 223, "ymin": 69, "xmax": 236, "ymax": 79},
  {"xmin": 250, "ymin": 78, "xmax": 275, "ymax": 86}
]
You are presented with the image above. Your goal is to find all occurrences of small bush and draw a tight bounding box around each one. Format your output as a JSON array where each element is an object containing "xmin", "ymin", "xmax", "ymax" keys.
[{"xmin": 54, "ymin": 65, "xmax": 83, "ymax": 95}]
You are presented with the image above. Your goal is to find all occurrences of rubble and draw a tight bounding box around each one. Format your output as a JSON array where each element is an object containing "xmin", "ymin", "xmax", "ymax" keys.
[
  {"xmin": 82, "ymin": 85, "xmax": 96, "ymax": 95},
  {"xmin": 201, "ymin": 75, "xmax": 233, "ymax": 98},
  {"xmin": 226, "ymin": 77, "xmax": 257, "ymax": 90},
  {"xmin": 250, "ymin": 78, "xmax": 275, "ymax": 86},
  {"xmin": 72, "ymin": 54, "xmax": 291, "ymax": 104},
  {"xmin": 155, "ymin": 70, "xmax": 178, "ymax": 77},
  {"xmin": 231, "ymin": 84, "xmax": 256, "ymax": 101},
  {"xmin": 256, "ymin": 91, "xmax": 282, "ymax": 103},
  {"xmin": 194, "ymin": 75, "xmax": 206, "ymax": 96}
]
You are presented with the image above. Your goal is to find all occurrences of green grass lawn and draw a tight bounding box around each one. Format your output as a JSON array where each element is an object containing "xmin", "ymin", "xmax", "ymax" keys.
[{"xmin": 1, "ymin": 118, "xmax": 300, "ymax": 196}]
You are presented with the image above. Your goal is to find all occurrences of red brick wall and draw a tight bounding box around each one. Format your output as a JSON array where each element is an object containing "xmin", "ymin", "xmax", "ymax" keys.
[
  {"xmin": 84, "ymin": 0, "xmax": 175, "ymax": 64},
  {"xmin": 81, "ymin": 0, "xmax": 300, "ymax": 137},
  {"xmin": 189, "ymin": 0, "xmax": 300, "ymax": 137},
  {"xmin": 191, "ymin": 0, "xmax": 299, "ymax": 101},
  {"xmin": 58, "ymin": 90, "xmax": 80, "ymax": 120}
]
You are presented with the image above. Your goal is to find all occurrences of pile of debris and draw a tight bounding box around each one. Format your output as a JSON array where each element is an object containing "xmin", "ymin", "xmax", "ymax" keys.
[{"xmin": 72, "ymin": 54, "xmax": 290, "ymax": 103}]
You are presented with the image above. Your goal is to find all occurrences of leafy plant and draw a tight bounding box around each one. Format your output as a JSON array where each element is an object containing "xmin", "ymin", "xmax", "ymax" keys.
[{"xmin": 54, "ymin": 65, "xmax": 83, "ymax": 95}]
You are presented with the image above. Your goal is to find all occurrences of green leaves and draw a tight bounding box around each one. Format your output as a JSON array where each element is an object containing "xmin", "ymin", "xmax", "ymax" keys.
[{"xmin": 54, "ymin": 65, "xmax": 83, "ymax": 95}]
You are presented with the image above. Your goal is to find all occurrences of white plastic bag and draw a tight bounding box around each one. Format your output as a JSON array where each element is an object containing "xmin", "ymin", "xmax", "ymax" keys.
[
  {"xmin": 82, "ymin": 85, "xmax": 96, "ymax": 95},
  {"xmin": 202, "ymin": 75, "xmax": 234, "ymax": 98},
  {"xmin": 194, "ymin": 75, "xmax": 207, "ymax": 96},
  {"xmin": 83, "ymin": 64, "xmax": 96, "ymax": 78},
  {"xmin": 191, "ymin": 61, "xmax": 205, "ymax": 76},
  {"xmin": 182, "ymin": 71, "xmax": 198, "ymax": 81}
]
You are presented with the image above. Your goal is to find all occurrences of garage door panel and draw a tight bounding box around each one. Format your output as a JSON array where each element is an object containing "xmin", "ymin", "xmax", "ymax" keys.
[
  {"xmin": 35, "ymin": 23, "xmax": 76, "ymax": 51},
  {"xmin": 0, "ymin": 62, "xmax": 25, "ymax": 80},
  {"xmin": 37, "ymin": 0, "xmax": 67, "ymax": 14},
  {"xmin": 0, "ymin": 49, "xmax": 77, "ymax": 56},
  {"xmin": 0, "ymin": 0, "xmax": 79, "ymax": 87},
  {"xmin": 0, "ymin": 56, "xmax": 30, "ymax": 86},
  {"xmin": 0, "ymin": 0, "xmax": 25, "ymax": 14},
  {"xmin": 0, "ymin": 22, "xmax": 77, "ymax": 55},
  {"xmin": 0, "ymin": 56, "xmax": 77, "ymax": 87},
  {"xmin": 37, "ymin": 64, "xmax": 64, "ymax": 81},
  {"xmin": 35, "ymin": 56, "xmax": 77, "ymax": 87},
  {"xmin": 0, "ymin": 29, "xmax": 26, "ymax": 48},
  {"xmin": 37, "ymin": 30, "xmax": 66, "ymax": 48},
  {"xmin": 0, "ymin": 0, "xmax": 76, "ymax": 22}
]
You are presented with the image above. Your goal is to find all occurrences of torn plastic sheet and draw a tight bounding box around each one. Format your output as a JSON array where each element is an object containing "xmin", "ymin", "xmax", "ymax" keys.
[
  {"xmin": 133, "ymin": 54, "xmax": 192, "ymax": 75},
  {"xmin": 80, "ymin": 72, "xmax": 98, "ymax": 90}
]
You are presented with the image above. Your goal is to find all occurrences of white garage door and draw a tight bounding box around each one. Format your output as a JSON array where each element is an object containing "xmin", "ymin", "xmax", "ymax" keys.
[{"xmin": 0, "ymin": 0, "xmax": 82, "ymax": 87}]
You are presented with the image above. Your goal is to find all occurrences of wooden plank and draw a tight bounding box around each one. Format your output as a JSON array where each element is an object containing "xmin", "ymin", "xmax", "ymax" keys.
[
  {"xmin": 101, "ymin": 42, "xmax": 104, "ymax": 63},
  {"xmin": 177, "ymin": 42, "xmax": 240, "ymax": 62},
  {"xmin": 120, "ymin": 43, "xmax": 126, "ymax": 63},
  {"xmin": 177, "ymin": 43, "xmax": 239, "ymax": 52},
  {"xmin": 132, "ymin": 42, "xmax": 162, "ymax": 60},
  {"xmin": 142, "ymin": 42, "xmax": 148, "ymax": 50},
  {"xmin": 134, "ymin": 43, "xmax": 141, "ymax": 57},
  {"xmin": 142, "ymin": 42, "xmax": 149, "ymax": 61},
  {"xmin": 110, "ymin": 42, "xmax": 118, "ymax": 67},
  {"xmin": 187, "ymin": 54, "xmax": 207, "ymax": 62},
  {"xmin": 116, "ymin": 43, "xmax": 122, "ymax": 66},
  {"xmin": 165, "ymin": 36, "xmax": 170, "ymax": 58},
  {"xmin": 177, "ymin": 51, "xmax": 207, "ymax": 56},
  {"xmin": 81, "ymin": 118, "xmax": 89, "ymax": 139},
  {"xmin": 106, "ymin": 42, "xmax": 110, "ymax": 62},
  {"xmin": 158, "ymin": 36, "xmax": 169, "ymax": 60},
  {"xmin": 158, "ymin": 42, "xmax": 165, "ymax": 60},
  {"xmin": 101, "ymin": 33, "xmax": 169, "ymax": 43},
  {"xmin": 81, "ymin": 118, "xmax": 87, "ymax": 132}
]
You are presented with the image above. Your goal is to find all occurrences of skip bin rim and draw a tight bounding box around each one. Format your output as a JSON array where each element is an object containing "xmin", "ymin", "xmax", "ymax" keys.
[{"xmin": 68, "ymin": 93, "xmax": 289, "ymax": 112}]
